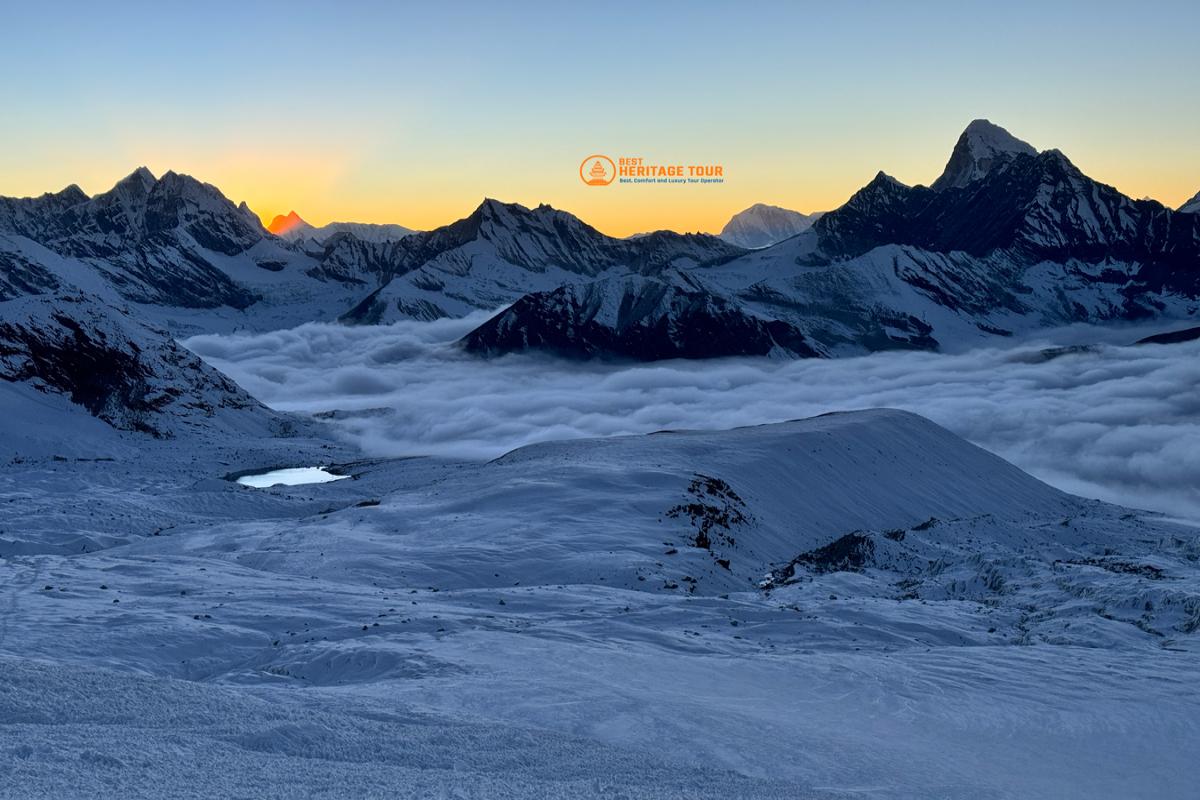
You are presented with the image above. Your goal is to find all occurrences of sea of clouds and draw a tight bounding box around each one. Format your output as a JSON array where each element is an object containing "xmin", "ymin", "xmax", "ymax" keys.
[{"xmin": 186, "ymin": 313, "xmax": 1200, "ymax": 523}]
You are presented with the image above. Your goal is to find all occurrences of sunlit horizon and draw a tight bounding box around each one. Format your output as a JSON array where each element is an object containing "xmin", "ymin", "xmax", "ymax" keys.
[{"xmin": 3, "ymin": 1, "xmax": 1198, "ymax": 237}]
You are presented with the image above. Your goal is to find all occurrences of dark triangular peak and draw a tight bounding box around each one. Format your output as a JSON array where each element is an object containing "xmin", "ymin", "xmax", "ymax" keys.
[
  {"xmin": 134, "ymin": 170, "xmax": 265, "ymax": 253},
  {"xmin": 82, "ymin": 167, "xmax": 159, "ymax": 236},
  {"xmin": 51, "ymin": 184, "xmax": 90, "ymax": 207},
  {"xmin": 112, "ymin": 166, "xmax": 157, "ymax": 195},
  {"xmin": 932, "ymin": 119, "xmax": 1037, "ymax": 191},
  {"xmin": 848, "ymin": 171, "xmax": 913, "ymax": 209},
  {"xmin": 1179, "ymin": 189, "xmax": 1200, "ymax": 214}
]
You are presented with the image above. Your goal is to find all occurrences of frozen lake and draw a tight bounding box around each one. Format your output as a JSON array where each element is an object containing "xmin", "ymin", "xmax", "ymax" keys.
[{"xmin": 235, "ymin": 466, "xmax": 349, "ymax": 488}]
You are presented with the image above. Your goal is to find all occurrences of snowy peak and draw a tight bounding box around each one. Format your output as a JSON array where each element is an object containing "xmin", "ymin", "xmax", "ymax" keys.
[
  {"xmin": 718, "ymin": 203, "xmax": 822, "ymax": 249},
  {"xmin": 932, "ymin": 119, "xmax": 1037, "ymax": 191},
  {"xmin": 1179, "ymin": 189, "xmax": 1200, "ymax": 214},
  {"xmin": 267, "ymin": 210, "xmax": 310, "ymax": 237}
]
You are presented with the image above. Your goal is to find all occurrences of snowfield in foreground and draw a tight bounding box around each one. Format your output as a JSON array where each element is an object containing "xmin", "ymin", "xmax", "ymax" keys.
[{"xmin": 2, "ymin": 408, "xmax": 1198, "ymax": 798}]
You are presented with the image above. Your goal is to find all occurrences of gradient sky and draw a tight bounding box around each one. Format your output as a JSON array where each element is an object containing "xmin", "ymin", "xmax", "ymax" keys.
[{"xmin": 2, "ymin": 0, "xmax": 1198, "ymax": 237}]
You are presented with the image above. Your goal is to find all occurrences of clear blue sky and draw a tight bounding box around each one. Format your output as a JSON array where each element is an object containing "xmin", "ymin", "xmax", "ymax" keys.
[{"xmin": 1, "ymin": 0, "xmax": 1197, "ymax": 234}]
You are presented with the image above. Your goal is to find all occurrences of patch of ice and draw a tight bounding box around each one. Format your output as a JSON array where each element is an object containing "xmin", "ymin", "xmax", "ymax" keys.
[{"xmin": 236, "ymin": 467, "xmax": 348, "ymax": 488}]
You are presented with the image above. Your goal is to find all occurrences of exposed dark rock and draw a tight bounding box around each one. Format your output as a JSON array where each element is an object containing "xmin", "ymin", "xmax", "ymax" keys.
[
  {"xmin": 1135, "ymin": 326, "xmax": 1200, "ymax": 346},
  {"xmin": 462, "ymin": 276, "xmax": 821, "ymax": 361}
]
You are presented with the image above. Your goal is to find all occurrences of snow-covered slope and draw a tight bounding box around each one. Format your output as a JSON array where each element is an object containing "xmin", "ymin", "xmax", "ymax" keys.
[
  {"xmin": 718, "ymin": 203, "xmax": 822, "ymax": 249},
  {"xmin": 2, "ymin": 409, "xmax": 1197, "ymax": 797},
  {"xmin": 1179, "ymin": 189, "xmax": 1200, "ymax": 214}
]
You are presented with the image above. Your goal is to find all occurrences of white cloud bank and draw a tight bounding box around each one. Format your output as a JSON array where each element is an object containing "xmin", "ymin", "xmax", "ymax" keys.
[{"xmin": 185, "ymin": 314, "xmax": 1200, "ymax": 523}]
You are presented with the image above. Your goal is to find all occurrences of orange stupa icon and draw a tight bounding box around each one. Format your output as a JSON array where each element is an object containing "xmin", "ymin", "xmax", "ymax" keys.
[{"xmin": 587, "ymin": 159, "xmax": 608, "ymax": 185}]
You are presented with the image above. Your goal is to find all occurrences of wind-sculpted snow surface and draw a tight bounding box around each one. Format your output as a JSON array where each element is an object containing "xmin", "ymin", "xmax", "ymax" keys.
[{"xmin": 1, "ymin": 410, "xmax": 1198, "ymax": 797}]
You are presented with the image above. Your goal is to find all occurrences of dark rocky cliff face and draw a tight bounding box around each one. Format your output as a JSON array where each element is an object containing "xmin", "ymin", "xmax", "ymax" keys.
[
  {"xmin": 462, "ymin": 277, "xmax": 820, "ymax": 361},
  {"xmin": 0, "ymin": 294, "xmax": 264, "ymax": 436}
]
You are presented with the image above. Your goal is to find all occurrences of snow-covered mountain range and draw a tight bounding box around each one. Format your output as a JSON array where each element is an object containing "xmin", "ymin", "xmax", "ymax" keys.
[
  {"xmin": 1, "ymin": 119, "xmax": 1198, "ymax": 376},
  {"xmin": 717, "ymin": 203, "xmax": 822, "ymax": 249},
  {"xmin": 4, "ymin": 119, "xmax": 1195, "ymax": 367},
  {"xmin": 463, "ymin": 120, "xmax": 1200, "ymax": 360},
  {"xmin": 340, "ymin": 199, "xmax": 746, "ymax": 323}
]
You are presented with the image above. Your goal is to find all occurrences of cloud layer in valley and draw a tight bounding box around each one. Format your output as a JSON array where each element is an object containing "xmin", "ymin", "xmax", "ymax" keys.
[{"xmin": 185, "ymin": 314, "xmax": 1200, "ymax": 523}]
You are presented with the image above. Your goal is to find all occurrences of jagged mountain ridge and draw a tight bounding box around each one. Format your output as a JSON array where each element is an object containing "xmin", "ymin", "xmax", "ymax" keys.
[
  {"xmin": 461, "ymin": 119, "xmax": 1200, "ymax": 360},
  {"xmin": 813, "ymin": 147, "xmax": 1200, "ymax": 296},
  {"xmin": 339, "ymin": 199, "xmax": 746, "ymax": 323},
  {"xmin": 2, "ymin": 120, "xmax": 1198, "ymax": 361},
  {"xmin": 0, "ymin": 174, "xmax": 746, "ymax": 330},
  {"xmin": 0, "ymin": 168, "xmax": 266, "ymax": 309}
]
